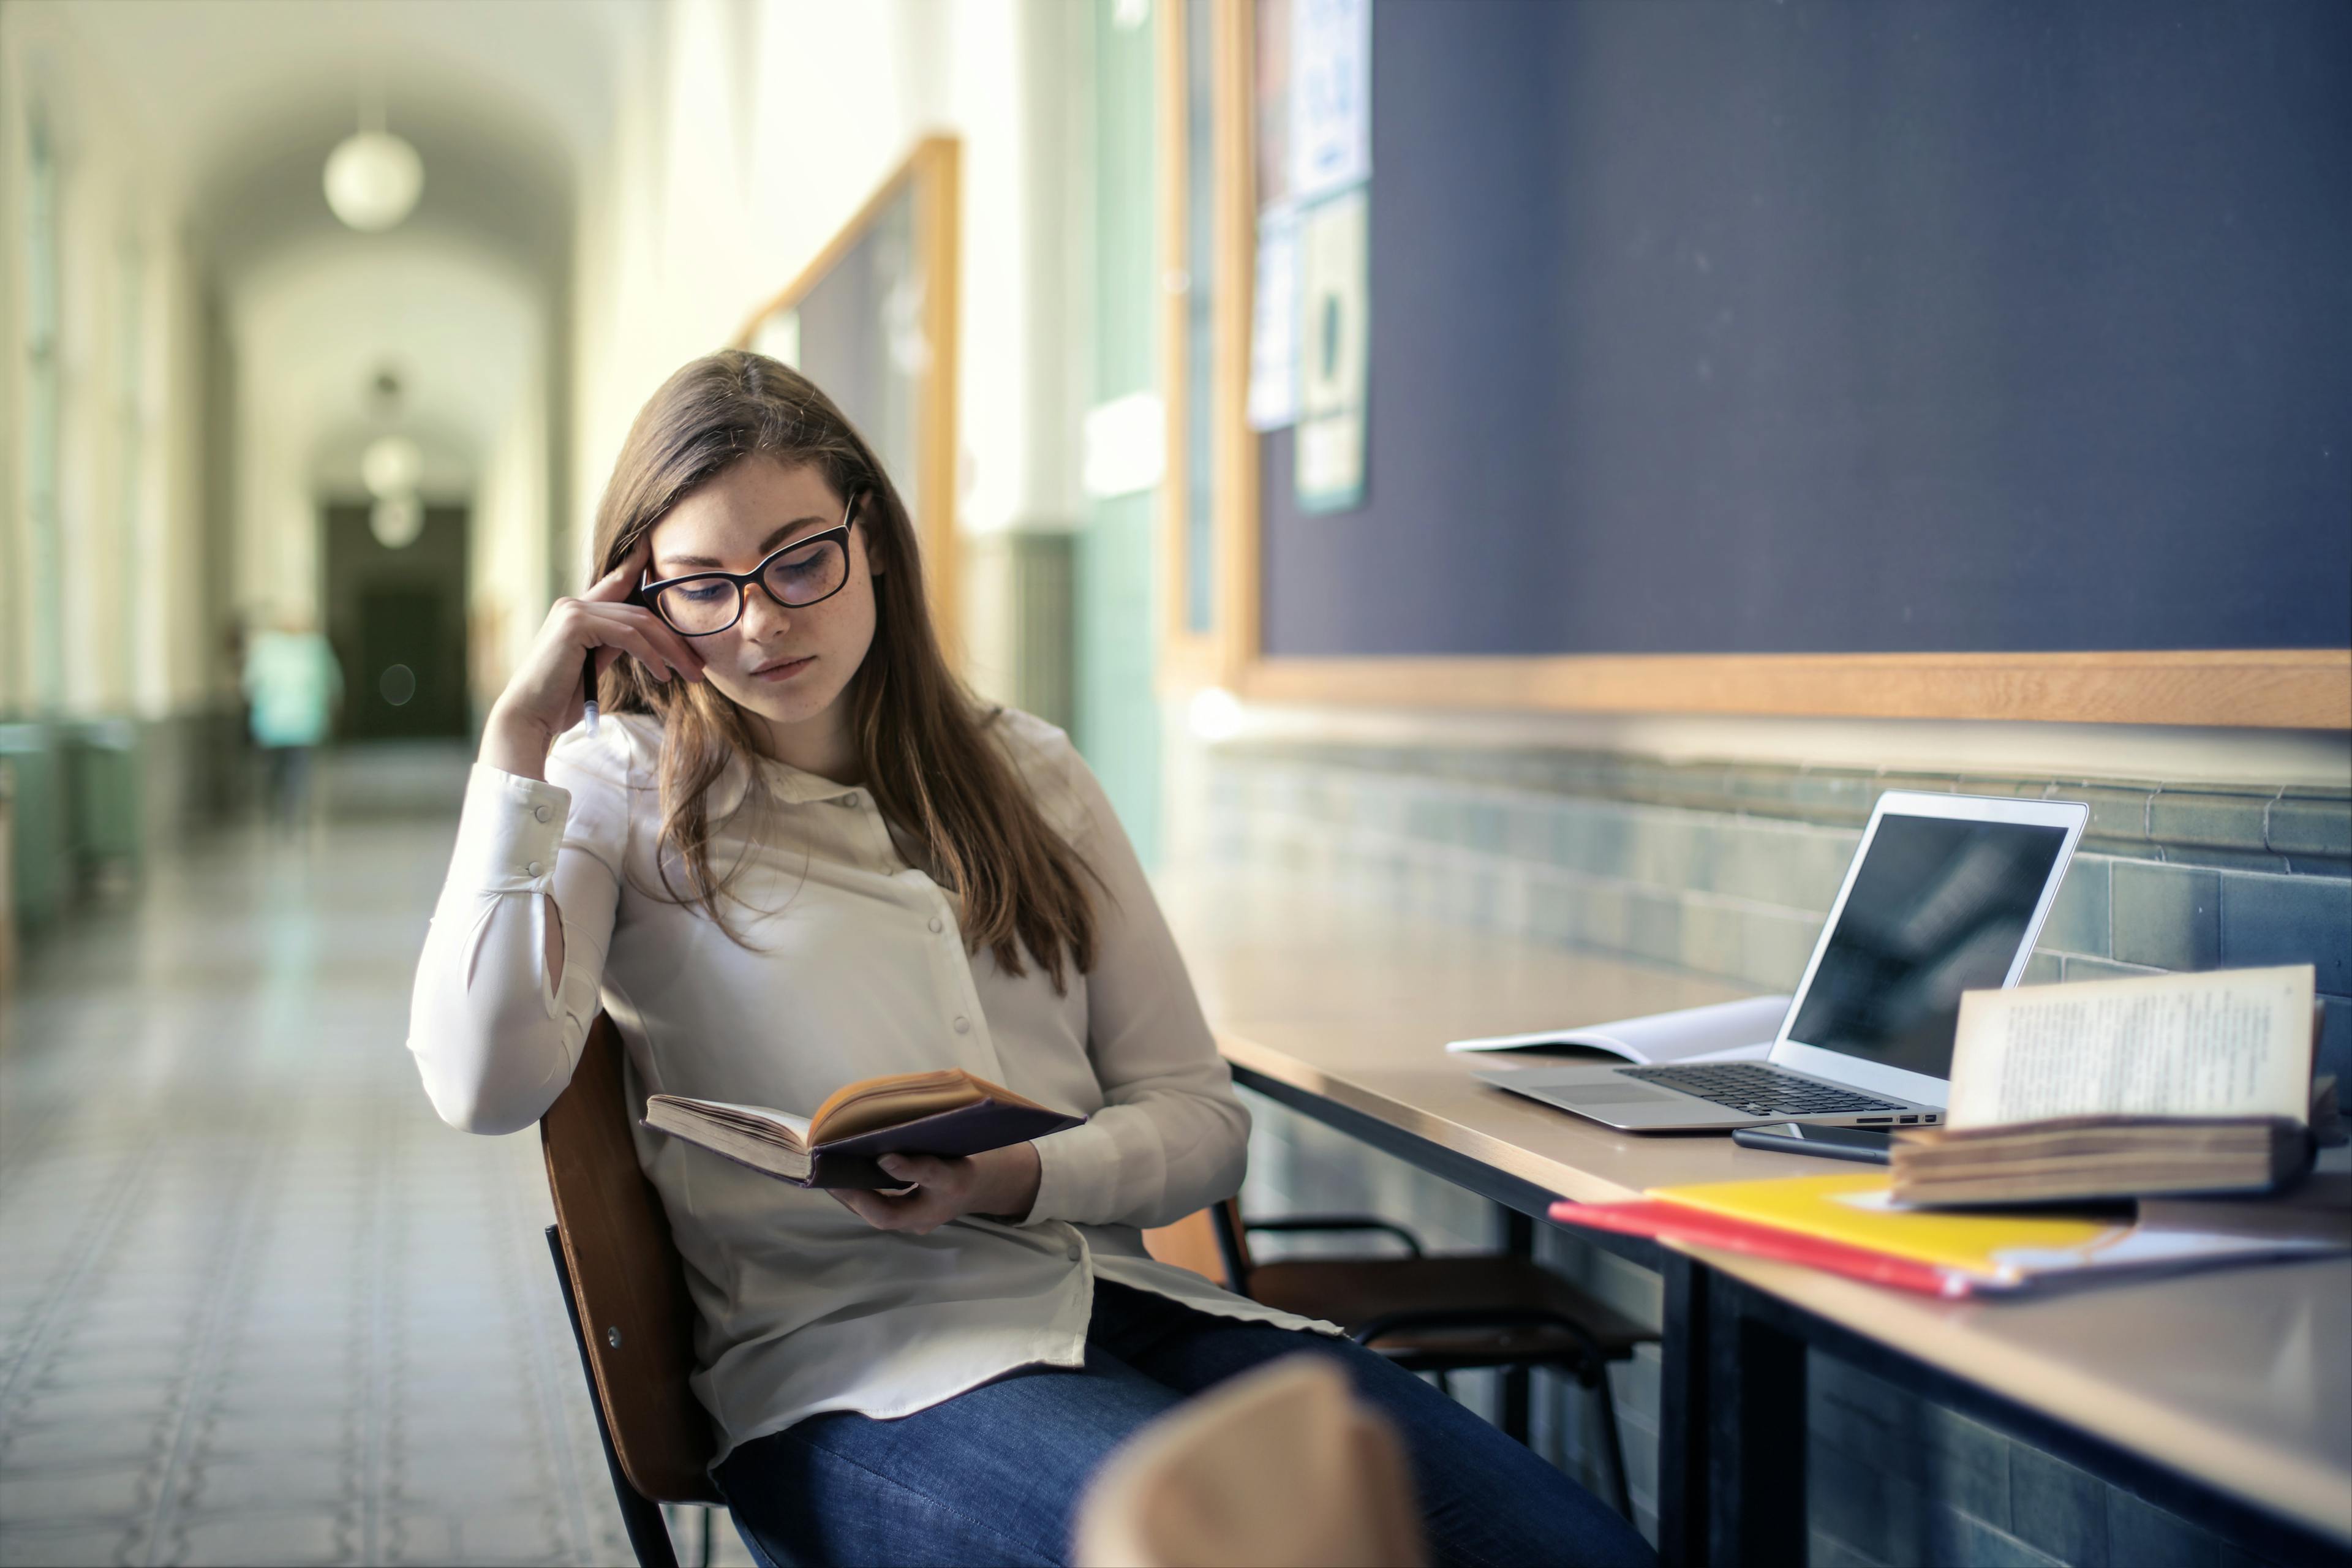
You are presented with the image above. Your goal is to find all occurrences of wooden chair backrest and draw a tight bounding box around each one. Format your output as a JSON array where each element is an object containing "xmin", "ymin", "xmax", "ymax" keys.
[
  {"xmin": 540, "ymin": 1014, "xmax": 723, "ymax": 1504},
  {"xmin": 1142, "ymin": 1207, "xmax": 1228, "ymax": 1287},
  {"xmin": 1142, "ymin": 1199, "xmax": 1252, "ymax": 1291}
]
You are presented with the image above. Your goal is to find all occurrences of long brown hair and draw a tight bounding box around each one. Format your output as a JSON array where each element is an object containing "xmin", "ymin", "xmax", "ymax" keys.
[{"xmin": 589, "ymin": 350, "xmax": 1097, "ymax": 989}]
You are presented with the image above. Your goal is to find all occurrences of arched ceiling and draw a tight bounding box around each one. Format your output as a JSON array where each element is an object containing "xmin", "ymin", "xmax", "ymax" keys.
[{"xmin": 42, "ymin": 0, "xmax": 633, "ymax": 279}]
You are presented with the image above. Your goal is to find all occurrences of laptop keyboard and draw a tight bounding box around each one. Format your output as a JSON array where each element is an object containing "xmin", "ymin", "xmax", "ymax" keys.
[{"xmin": 1618, "ymin": 1063, "xmax": 1906, "ymax": 1117}]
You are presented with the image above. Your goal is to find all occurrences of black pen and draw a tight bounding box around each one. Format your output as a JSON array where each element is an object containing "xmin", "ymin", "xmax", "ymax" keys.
[{"xmin": 581, "ymin": 649, "xmax": 600, "ymax": 736}]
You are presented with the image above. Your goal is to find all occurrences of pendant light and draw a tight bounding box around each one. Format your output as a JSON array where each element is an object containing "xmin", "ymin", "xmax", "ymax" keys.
[{"xmin": 324, "ymin": 92, "xmax": 423, "ymax": 232}]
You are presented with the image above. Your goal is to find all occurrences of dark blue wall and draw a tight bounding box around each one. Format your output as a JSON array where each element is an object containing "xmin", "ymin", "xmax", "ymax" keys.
[{"xmin": 1261, "ymin": 0, "xmax": 2352, "ymax": 658}]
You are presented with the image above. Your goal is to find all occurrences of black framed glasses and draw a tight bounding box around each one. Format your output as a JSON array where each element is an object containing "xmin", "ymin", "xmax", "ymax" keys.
[{"xmin": 638, "ymin": 492, "xmax": 861, "ymax": 636}]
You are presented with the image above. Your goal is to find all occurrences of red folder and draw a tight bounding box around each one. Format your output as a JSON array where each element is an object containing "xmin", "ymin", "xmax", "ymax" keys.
[{"xmin": 1547, "ymin": 1199, "xmax": 1980, "ymax": 1298}]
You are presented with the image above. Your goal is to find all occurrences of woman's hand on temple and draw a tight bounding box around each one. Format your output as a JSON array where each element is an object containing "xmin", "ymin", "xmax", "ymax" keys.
[
  {"xmin": 828, "ymin": 1144, "xmax": 1043, "ymax": 1235},
  {"xmin": 480, "ymin": 538, "xmax": 709, "ymax": 780}
]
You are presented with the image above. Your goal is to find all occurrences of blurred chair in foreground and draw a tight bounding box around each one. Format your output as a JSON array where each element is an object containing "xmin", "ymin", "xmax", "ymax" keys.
[{"xmin": 1073, "ymin": 1354, "xmax": 1425, "ymax": 1568}]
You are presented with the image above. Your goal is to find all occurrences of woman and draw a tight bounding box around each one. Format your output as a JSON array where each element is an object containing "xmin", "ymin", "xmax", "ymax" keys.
[{"xmin": 408, "ymin": 350, "xmax": 1649, "ymax": 1567}]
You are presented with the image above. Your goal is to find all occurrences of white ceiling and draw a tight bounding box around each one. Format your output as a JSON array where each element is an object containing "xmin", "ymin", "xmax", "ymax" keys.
[{"xmin": 47, "ymin": 0, "xmax": 630, "ymax": 226}]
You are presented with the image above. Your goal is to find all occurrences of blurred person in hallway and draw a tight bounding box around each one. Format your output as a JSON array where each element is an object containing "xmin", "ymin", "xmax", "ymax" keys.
[
  {"xmin": 406, "ymin": 351, "xmax": 1650, "ymax": 1568},
  {"xmin": 241, "ymin": 611, "xmax": 343, "ymax": 830}
]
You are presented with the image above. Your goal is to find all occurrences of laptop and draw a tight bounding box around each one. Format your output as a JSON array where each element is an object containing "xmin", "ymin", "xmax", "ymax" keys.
[{"xmin": 1476, "ymin": 791, "xmax": 2087, "ymax": 1132}]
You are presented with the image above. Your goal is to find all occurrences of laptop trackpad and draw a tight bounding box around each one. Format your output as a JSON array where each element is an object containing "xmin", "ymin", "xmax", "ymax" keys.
[{"xmin": 1556, "ymin": 1082, "xmax": 1675, "ymax": 1104}]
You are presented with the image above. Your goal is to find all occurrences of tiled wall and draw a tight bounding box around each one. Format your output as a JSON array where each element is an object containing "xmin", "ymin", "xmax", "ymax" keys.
[
  {"xmin": 1204, "ymin": 743, "xmax": 2351, "ymax": 1080},
  {"xmin": 1206, "ymin": 737, "xmax": 2350, "ymax": 1562}
]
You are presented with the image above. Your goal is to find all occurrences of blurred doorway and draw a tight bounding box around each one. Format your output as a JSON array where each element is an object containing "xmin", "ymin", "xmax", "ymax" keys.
[{"xmin": 323, "ymin": 503, "xmax": 470, "ymax": 739}]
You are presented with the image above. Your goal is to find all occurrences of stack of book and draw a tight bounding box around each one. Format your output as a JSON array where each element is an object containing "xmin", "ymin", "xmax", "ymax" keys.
[
  {"xmin": 1890, "ymin": 964, "xmax": 2332, "ymax": 1207},
  {"xmin": 1887, "ymin": 1108, "xmax": 2324, "ymax": 1208},
  {"xmin": 1550, "ymin": 965, "xmax": 2348, "ymax": 1297}
]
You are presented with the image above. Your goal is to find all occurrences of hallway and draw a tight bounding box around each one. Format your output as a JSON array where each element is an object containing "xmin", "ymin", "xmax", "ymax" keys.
[{"xmin": 0, "ymin": 815, "xmax": 743, "ymax": 1566}]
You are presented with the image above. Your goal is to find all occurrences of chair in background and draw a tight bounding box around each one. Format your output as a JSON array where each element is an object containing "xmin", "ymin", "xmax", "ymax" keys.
[
  {"xmin": 1146, "ymin": 1199, "xmax": 1650, "ymax": 1519},
  {"xmin": 541, "ymin": 1013, "xmax": 724, "ymax": 1568},
  {"xmin": 1073, "ymin": 1353, "xmax": 1425, "ymax": 1568}
]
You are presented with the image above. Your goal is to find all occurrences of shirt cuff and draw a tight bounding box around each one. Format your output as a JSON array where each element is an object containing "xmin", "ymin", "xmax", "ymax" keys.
[
  {"xmin": 450, "ymin": 764, "xmax": 573, "ymax": 895},
  {"xmin": 1023, "ymin": 1121, "xmax": 1125, "ymax": 1227}
]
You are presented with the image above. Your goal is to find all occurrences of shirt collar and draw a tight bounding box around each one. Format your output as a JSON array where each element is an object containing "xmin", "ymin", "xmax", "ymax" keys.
[{"xmin": 705, "ymin": 751, "xmax": 865, "ymax": 818}]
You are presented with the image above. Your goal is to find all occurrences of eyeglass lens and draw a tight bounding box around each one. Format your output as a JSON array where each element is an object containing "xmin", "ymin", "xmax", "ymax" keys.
[{"xmin": 654, "ymin": 535, "xmax": 849, "ymax": 634}]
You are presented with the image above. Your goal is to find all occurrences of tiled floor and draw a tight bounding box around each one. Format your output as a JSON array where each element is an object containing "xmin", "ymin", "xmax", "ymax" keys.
[{"xmin": 0, "ymin": 815, "xmax": 752, "ymax": 1567}]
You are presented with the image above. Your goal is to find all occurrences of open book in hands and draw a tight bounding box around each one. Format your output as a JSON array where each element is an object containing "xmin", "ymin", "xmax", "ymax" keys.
[{"xmin": 644, "ymin": 1069, "xmax": 1082, "ymax": 1189}]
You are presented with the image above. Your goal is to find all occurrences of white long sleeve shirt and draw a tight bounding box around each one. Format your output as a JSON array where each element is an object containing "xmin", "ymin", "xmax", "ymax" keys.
[{"xmin": 406, "ymin": 708, "xmax": 1320, "ymax": 1461}]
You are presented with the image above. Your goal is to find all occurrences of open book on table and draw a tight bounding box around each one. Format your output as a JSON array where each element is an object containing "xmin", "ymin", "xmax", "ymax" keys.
[
  {"xmin": 644, "ymin": 1068, "xmax": 1082, "ymax": 1189},
  {"xmin": 1890, "ymin": 964, "xmax": 2331, "ymax": 1206},
  {"xmin": 1444, "ymin": 992, "xmax": 1792, "ymax": 1065}
]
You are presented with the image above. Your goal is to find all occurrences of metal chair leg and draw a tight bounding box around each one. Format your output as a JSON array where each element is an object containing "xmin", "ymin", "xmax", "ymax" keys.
[
  {"xmin": 1501, "ymin": 1365, "xmax": 1532, "ymax": 1444},
  {"xmin": 548, "ymin": 1227, "xmax": 683, "ymax": 1568},
  {"xmin": 1591, "ymin": 1365, "xmax": 1634, "ymax": 1523}
]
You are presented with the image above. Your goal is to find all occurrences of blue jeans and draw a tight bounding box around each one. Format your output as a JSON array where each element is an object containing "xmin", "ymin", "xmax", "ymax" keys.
[{"xmin": 715, "ymin": 1280, "xmax": 1655, "ymax": 1568}]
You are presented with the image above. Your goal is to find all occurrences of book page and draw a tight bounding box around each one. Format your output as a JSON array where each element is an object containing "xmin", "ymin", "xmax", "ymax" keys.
[
  {"xmin": 707, "ymin": 1101, "xmax": 813, "ymax": 1140},
  {"xmin": 1946, "ymin": 965, "xmax": 2315, "ymax": 1129},
  {"xmin": 1445, "ymin": 993, "xmax": 1790, "ymax": 1063},
  {"xmin": 810, "ymin": 1069, "xmax": 1045, "ymax": 1145},
  {"xmin": 647, "ymin": 1097, "xmax": 812, "ymax": 1147}
]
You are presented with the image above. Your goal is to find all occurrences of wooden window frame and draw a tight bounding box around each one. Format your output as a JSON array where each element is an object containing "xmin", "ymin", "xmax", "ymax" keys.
[
  {"xmin": 733, "ymin": 136, "xmax": 962, "ymax": 664},
  {"xmin": 1166, "ymin": 3, "xmax": 2348, "ymax": 729}
]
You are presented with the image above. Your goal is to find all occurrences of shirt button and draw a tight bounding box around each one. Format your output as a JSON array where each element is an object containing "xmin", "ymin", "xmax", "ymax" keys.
[
  {"xmin": 843, "ymin": 791, "xmax": 862, "ymax": 808},
  {"xmin": 928, "ymin": 916, "xmax": 944, "ymax": 933},
  {"xmin": 533, "ymin": 804, "xmax": 552, "ymax": 823},
  {"xmin": 953, "ymin": 1016, "xmax": 971, "ymax": 1035},
  {"xmin": 526, "ymin": 861, "xmax": 543, "ymax": 876}
]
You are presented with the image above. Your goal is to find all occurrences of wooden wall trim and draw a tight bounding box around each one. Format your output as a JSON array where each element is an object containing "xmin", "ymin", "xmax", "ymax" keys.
[
  {"xmin": 1211, "ymin": 0, "xmax": 1260, "ymax": 686},
  {"xmin": 731, "ymin": 135, "xmax": 961, "ymax": 663},
  {"xmin": 1236, "ymin": 649, "xmax": 2352, "ymax": 728},
  {"xmin": 913, "ymin": 137, "xmax": 962, "ymax": 658},
  {"xmin": 733, "ymin": 142, "xmax": 929, "ymax": 338}
]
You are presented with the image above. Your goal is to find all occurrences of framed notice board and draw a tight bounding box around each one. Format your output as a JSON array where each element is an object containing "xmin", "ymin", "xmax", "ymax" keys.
[
  {"xmin": 1163, "ymin": 0, "xmax": 2351, "ymax": 726},
  {"xmin": 734, "ymin": 137, "xmax": 962, "ymax": 658}
]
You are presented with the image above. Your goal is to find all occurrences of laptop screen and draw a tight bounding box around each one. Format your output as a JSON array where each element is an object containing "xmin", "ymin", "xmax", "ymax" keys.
[{"xmin": 1785, "ymin": 814, "xmax": 2071, "ymax": 1080}]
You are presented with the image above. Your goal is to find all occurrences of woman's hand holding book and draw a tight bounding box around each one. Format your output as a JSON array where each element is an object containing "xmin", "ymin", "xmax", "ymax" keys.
[{"xmin": 828, "ymin": 1144, "xmax": 1044, "ymax": 1234}]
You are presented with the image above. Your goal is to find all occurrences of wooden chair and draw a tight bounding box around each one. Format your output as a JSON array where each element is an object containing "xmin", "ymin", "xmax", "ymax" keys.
[
  {"xmin": 541, "ymin": 1014, "xmax": 724, "ymax": 1568},
  {"xmin": 1147, "ymin": 1200, "xmax": 1651, "ymax": 1518}
]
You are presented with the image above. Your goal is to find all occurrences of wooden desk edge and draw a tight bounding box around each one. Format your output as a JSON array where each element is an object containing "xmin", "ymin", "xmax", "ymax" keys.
[{"xmin": 1216, "ymin": 1029, "xmax": 1647, "ymax": 1206}]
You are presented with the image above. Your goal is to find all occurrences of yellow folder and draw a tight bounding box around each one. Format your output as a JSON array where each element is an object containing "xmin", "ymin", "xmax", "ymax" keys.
[{"xmin": 1648, "ymin": 1172, "xmax": 2139, "ymax": 1284}]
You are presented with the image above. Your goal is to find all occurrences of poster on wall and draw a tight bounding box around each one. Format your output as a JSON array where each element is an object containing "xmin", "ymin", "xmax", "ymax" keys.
[
  {"xmin": 1251, "ymin": 0, "xmax": 1372, "ymax": 507},
  {"xmin": 1248, "ymin": 207, "xmax": 1299, "ymax": 431},
  {"xmin": 1249, "ymin": 0, "xmax": 1298, "ymax": 431},
  {"xmin": 1289, "ymin": 0, "xmax": 1371, "ymax": 203},
  {"xmin": 1295, "ymin": 184, "xmax": 1368, "ymax": 512}
]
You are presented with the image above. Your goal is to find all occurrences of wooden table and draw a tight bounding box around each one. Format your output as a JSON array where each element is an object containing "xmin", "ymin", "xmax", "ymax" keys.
[{"xmin": 1159, "ymin": 874, "xmax": 2352, "ymax": 1567}]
